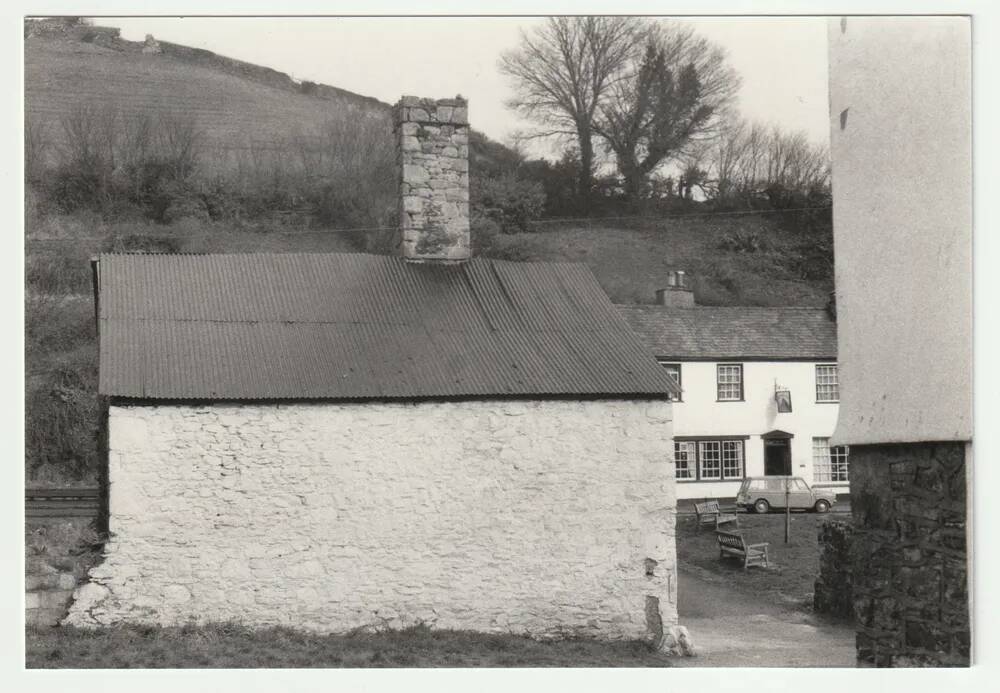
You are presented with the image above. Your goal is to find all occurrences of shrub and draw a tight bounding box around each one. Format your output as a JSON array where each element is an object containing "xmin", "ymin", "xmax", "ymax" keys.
[
  {"xmin": 151, "ymin": 180, "xmax": 210, "ymax": 224},
  {"xmin": 470, "ymin": 212, "xmax": 502, "ymax": 256},
  {"xmin": 471, "ymin": 174, "xmax": 545, "ymax": 233},
  {"xmin": 718, "ymin": 229, "xmax": 766, "ymax": 253},
  {"xmin": 485, "ymin": 237, "xmax": 533, "ymax": 263},
  {"xmin": 41, "ymin": 105, "xmax": 205, "ymax": 219},
  {"xmin": 25, "ymin": 368, "xmax": 100, "ymax": 481}
]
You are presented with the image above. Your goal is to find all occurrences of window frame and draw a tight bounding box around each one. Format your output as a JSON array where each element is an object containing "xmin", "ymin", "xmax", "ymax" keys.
[
  {"xmin": 674, "ymin": 437, "xmax": 747, "ymax": 482},
  {"xmin": 657, "ymin": 361, "xmax": 682, "ymax": 402},
  {"xmin": 674, "ymin": 440, "xmax": 696, "ymax": 480},
  {"xmin": 812, "ymin": 436, "xmax": 850, "ymax": 482},
  {"xmin": 815, "ymin": 363, "xmax": 840, "ymax": 403},
  {"xmin": 716, "ymin": 363, "xmax": 744, "ymax": 402}
]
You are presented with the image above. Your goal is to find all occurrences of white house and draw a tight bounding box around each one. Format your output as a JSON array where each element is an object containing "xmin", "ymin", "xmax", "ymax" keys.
[
  {"xmin": 619, "ymin": 278, "xmax": 845, "ymax": 501},
  {"xmin": 65, "ymin": 97, "xmax": 683, "ymax": 645}
]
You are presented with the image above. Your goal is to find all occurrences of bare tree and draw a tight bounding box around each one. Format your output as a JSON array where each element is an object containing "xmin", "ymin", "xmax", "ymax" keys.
[
  {"xmin": 698, "ymin": 116, "xmax": 830, "ymax": 208},
  {"xmin": 499, "ymin": 16, "xmax": 642, "ymax": 199},
  {"xmin": 593, "ymin": 21, "xmax": 740, "ymax": 199}
]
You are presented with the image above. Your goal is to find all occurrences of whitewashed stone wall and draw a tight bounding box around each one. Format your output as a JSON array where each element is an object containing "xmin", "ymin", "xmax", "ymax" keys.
[
  {"xmin": 66, "ymin": 399, "xmax": 677, "ymax": 641},
  {"xmin": 394, "ymin": 95, "xmax": 470, "ymax": 262}
]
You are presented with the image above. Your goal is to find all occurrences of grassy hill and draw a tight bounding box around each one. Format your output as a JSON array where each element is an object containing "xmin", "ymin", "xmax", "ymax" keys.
[
  {"xmin": 25, "ymin": 21, "xmax": 389, "ymax": 169},
  {"xmin": 493, "ymin": 215, "xmax": 832, "ymax": 306},
  {"xmin": 24, "ymin": 20, "xmax": 833, "ymax": 485}
]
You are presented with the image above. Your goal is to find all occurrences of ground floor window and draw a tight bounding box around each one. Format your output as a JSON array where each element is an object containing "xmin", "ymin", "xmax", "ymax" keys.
[
  {"xmin": 675, "ymin": 441, "xmax": 696, "ymax": 479},
  {"xmin": 674, "ymin": 438, "xmax": 746, "ymax": 481},
  {"xmin": 812, "ymin": 437, "xmax": 850, "ymax": 482}
]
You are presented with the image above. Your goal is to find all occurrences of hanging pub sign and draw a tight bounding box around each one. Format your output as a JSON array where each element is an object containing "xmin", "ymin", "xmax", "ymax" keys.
[{"xmin": 775, "ymin": 387, "xmax": 793, "ymax": 413}]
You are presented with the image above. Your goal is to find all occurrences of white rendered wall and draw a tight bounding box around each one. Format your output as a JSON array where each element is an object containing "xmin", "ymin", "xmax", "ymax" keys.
[
  {"xmin": 669, "ymin": 361, "xmax": 841, "ymax": 500},
  {"xmin": 828, "ymin": 17, "xmax": 972, "ymax": 445},
  {"xmin": 65, "ymin": 399, "xmax": 677, "ymax": 641}
]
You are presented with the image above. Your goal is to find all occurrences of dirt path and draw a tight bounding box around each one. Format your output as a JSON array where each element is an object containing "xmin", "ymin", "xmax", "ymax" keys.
[{"xmin": 673, "ymin": 563, "xmax": 857, "ymax": 667}]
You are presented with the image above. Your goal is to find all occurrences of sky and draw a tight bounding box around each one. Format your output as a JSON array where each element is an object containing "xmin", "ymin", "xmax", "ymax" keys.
[{"xmin": 98, "ymin": 16, "xmax": 830, "ymax": 157}]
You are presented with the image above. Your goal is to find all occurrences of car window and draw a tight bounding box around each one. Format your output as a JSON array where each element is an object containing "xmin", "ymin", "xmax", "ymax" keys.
[
  {"xmin": 750, "ymin": 480, "xmax": 766, "ymax": 490},
  {"xmin": 793, "ymin": 479, "xmax": 810, "ymax": 491}
]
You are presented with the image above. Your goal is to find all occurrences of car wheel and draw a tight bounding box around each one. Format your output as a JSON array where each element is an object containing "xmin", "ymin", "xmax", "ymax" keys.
[
  {"xmin": 754, "ymin": 499, "xmax": 770, "ymax": 514},
  {"xmin": 814, "ymin": 499, "xmax": 831, "ymax": 514}
]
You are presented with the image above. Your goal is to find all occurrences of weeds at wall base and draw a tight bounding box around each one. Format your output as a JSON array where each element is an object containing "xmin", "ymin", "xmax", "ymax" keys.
[{"xmin": 26, "ymin": 622, "xmax": 670, "ymax": 668}]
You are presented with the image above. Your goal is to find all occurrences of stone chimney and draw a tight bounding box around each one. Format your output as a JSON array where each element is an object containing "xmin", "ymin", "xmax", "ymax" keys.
[
  {"xmin": 394, "ymin": 95, "xmax": 470, "ymax": 263},
  {"xmin": 655, "ymin": 271, "xmax": 696, "ymax": 308}
]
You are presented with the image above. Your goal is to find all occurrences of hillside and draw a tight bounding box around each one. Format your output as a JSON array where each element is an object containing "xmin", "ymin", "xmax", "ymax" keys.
[
  {"xmin": 493, "ymin": 215, "xmax": 832, "ymax": 306},
  {"xmin": 25, "ymin": 20, "xmax": 389, "ymax": 168},
  {"xmin": 24, "ymin": 20, "xmax": 834, "ymax": 486}
]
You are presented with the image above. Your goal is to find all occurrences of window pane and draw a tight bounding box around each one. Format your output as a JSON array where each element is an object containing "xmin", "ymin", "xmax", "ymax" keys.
[
  {"xmin": 816, "ymin": 365, "xmax": 840, "ymax": 401},
  {"xmin": 813, "ymin": 437, "xmax": 832, "ymax": 482},
  {"xmin": 659, "ymin": 362, "xmax": 682, "ymax": 401},
  {"xmin": 699, "ymin": 441, "xmax": 721, "ymax": 479},
  {"xmin": 717, "ymin": 364, "xmax": 742, "ymax": 400},
  {"xmin": 721, "ymin": 440, "xmax": 744, "ymax": 479},
  {"xmin": 674, "ymin": 441, "xmax": 696, "ymax": 480},
  {"xmin": 831, "ymin": 445, "xmax": 850, "ymax": 482},
  {"xmin": 813, "ymin": 437, "xmax": 849, "ymax": 482}
]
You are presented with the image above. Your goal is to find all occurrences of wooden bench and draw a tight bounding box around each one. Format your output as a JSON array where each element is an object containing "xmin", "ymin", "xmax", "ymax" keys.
[
  {"xmin": 716, "ymin": 530, "xmax": 770, "ymax": 570},
  {"xmin": 693, "ymin": 500, "xmax": 739, "ymax": 530}
]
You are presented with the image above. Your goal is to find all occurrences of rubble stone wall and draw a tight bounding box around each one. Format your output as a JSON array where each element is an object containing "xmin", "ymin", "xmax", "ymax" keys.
[
  {"xmin": 394, "ymin": 95, "xmax": 470, "ymax": 262},
  {"xmin": 814, "ymin": 519, "xmax": 854, "ymax": 619},
  {"xmin": 65, "ymin": 399, "xmax": 678, "ymax": 641},
  {"xmin": 849, "ymin": 442, "xmax": 970, "ymax": 666},
  {"xmin": 26, "ymin": 562, "xmax": 78, "ymax": 627}
]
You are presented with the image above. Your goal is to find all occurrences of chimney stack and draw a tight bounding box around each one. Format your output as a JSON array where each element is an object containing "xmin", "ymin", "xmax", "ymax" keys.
[
  {"xmin": 656, "ymin": 271, "xmax": 696, "ymax": 307},
  {"xmin": 394, "ymin": 95, "xmax": 470, "ymax": 263}
]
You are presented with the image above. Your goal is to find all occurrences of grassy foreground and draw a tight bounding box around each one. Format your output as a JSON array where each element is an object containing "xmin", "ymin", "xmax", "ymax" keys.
[
  {"xmin": 26, "ymin": 623, "xmax": 670, "ymax": 668},
  {"xmin": 675, "ymin": 510, "xmax": 835, "ymax": 610}
]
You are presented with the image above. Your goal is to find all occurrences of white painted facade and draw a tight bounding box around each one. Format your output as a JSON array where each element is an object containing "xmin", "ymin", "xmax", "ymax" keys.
[
  {"xmin": 828, "ymin": 16, "xmax": 972, "ymax": 446},
  {"xmin": 66, "ymin": 399, "xmax": 678, "ymax": 642},
  {"xmin": 666, "ymin": 360, "xmax": 844, "ymax": 500}
]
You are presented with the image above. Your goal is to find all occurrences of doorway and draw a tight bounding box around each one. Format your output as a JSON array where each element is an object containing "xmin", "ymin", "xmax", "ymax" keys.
[{"xmin": 763, "ymin": 438, "xmax": 792, "ymax": 476}]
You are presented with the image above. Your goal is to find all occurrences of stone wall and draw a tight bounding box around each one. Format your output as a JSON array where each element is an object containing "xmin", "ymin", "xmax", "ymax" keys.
[
  {"xmin": 394, "ymin": 96, "xmax": 470, "ymax": 262},
  {"xmin": 849, "ymin": 443, "xmax": 969, "ymax": 666},
  {"xmin": 813, "ymin": 519, "xmax": 854, "ymax": 619},
  {"xmin": 26, "ymin": 562, "xmax": 78, "ymax": 627},
  {"xmin": 65, "ymin": 399, "xmax": 677, "ymax": 641}
]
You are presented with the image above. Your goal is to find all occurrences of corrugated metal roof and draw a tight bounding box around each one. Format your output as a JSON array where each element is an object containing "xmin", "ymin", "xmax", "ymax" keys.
[
  {"xmin": 97, "ymin": 253, "xmax": 679, "ymax": 400},
  {"xmin": 617, "ymin": 305, "xmax": 837, "ymax": 361}
]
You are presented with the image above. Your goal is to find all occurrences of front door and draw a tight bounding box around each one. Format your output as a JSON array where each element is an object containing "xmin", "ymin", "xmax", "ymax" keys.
[{"xmin": 764, "ymin": 438, "xmax": 792, "ymax": 476}]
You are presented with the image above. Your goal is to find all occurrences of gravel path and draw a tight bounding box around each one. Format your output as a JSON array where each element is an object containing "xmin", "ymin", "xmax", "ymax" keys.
[{"xmin": 673, "ymin": 562, "xmax": 856, "ymax": 667}]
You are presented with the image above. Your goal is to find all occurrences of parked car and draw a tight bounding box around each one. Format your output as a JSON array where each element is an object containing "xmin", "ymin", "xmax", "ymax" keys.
[{"xmin": 735, "ymin": 476, "xmax": 838, "ymax": 514}]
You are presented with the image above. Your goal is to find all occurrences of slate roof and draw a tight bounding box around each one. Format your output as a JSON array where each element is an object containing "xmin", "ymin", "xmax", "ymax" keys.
[
  {"xmin": 95, "ymin": 253, "xmax": 680, "ymax": 401},
  {"xmin": 616, "ymin": 305, "xmax": 837, "ymax": 361}
]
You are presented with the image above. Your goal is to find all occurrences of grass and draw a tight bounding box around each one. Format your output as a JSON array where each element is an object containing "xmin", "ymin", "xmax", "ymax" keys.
[
  {"xmin": 25, "ymin": 29, "xmax": 388, "ymax": 174},
  {"xmin": 676, "ymin": 510, "xmax": 836, "ymax": 609},
  {"xmin": 492, "ymin": 215, "xmax": 832, "ymax": 306},
  {"xmin": 26, "ymin": 623, "xmax": 670, "ymax": 668}
]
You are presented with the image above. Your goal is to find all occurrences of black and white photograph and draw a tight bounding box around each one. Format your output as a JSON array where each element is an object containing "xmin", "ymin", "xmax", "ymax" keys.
[{"xmin": 11, "ymin": 1, "xmax": 994, "ymax": 686}]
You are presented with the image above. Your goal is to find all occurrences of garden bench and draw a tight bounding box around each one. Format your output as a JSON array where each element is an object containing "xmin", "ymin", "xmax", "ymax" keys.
[
  {"xmin": 693, "ymin": 500, "xmax": 739, "ymax": 530},
  {"xmin": 716, "ymin": 530, "xmax": 770, "ymax": 570}
]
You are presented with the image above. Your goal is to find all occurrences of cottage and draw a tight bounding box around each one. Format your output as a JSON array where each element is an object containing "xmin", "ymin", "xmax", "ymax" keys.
[
  {"xmin": 65, "ymin": 96, "xmax": 682, "ymax": 644},
  {"xmin": 618, "ymin": 275, "xmax": 844, "ymax": 501}
]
